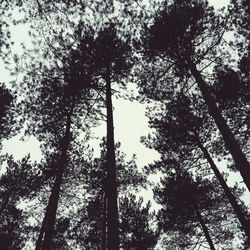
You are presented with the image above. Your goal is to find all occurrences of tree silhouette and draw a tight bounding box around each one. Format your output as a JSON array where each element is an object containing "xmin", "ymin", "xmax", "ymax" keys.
[
  {"xmin": 142, "ymin": 92, "xmax": 250, "ymax": 243},
  {"xmin": 0, "ymin": 155, "xmax": 43, "ymax": 249},
  {"xmin": 71, "ymin": 141, "xmax": 146, "ymax": 249},
  {"xmin": 119, "ymin": 194, "xmax": 157, "ymax": 250},
  {"xmin": 0, "ymin": 84, "xmax": 19, "ymax": 146},
  {"xmin": 20, "ymin": 37, "xmax": 95, "ymax": 248},
  {"xmin": 87, "ymin": 24, "xmax": 133, "ymax": 250},
  {"xmin": 144, "ymin": 0, "xmax": 250, "ymax": 191},
  {"xmin": 154, "ymin": 170, "xmax": 240, "ymax": 249}
]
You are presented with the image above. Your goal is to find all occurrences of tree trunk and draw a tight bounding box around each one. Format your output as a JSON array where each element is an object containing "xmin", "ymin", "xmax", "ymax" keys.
[
  {"xmin": 189, "ymin": 61, "xmax": 250, "ymax": 192},
  {"xmin": 101, "ymin": 192, "xmax": 107, "ymax": 250},
  {"xmin": 105, "ymin": 70, "xmax": 119, "ymax": 250},
  {"xmin": 36, "ymin": 99, "xmax": 75, "ymax": 250},
  {"xmin": 195, "ymin": 206, "xmax": 216, "ymax": 250},
  {"xmin": 35, "ymin": 207, "xmax": 48, "ymax": 250},
  {"xmin": 197, "ymin": 140, "xmax": 250, "ymax": 243},
  {"xmin": 40, "ymin": 163, "xmax": 67, "ymax": 250}
]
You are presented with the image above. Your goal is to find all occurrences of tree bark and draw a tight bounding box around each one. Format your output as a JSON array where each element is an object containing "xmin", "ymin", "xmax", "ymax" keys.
[
  {"xmin": 195, "ymin": 206, "xmax": 216, "ymax": 250},
  {"xmin": 101, "ymin": 192, "xmax": 107, "ymax": 250},
  {"xmin": 197, "ymin": 140, "xmax": 250, "ymax": 243},
  {"xmin": 105, "ymin": 70, "xmax": 119, "ymax": 250},
  {"xmin": 189, "ymin": 61, "xmax": 250, "ymax": 192},
  {"xmin": 36, "ymin": 99, "xmax": 75, "ymax": 250}
]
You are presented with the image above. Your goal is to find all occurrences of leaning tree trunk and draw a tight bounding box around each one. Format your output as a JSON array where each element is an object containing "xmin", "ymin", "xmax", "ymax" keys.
[
  {"xmin": 195, "ymin": 205, "xmax": 216, "ymax": 250},
  {"xmin": 197, "ymin": 140, "xmax": 250, "ymax": 243},
  {"xmin": 189, "ymin": 61, "xmax": 250, "ymax": 192},
  {"xmin": 105, "ymin": 69, "xmax": 119, "ymax": 250},
  {"xmin": 36, "ymin": 99, "xmax": 75, "ymax": 250}
]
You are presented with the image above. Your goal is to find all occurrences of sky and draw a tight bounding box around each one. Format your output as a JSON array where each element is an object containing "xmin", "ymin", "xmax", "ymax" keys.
[{"xmin": 210, "ymin": 0, "xmax": 230, "ymax": 9}]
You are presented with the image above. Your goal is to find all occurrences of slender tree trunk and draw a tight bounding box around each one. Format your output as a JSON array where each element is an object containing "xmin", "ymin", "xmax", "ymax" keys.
[
  {"xmin": 101, "ymin": 192, "xmax": 107, "ymax": 250},
  {"xmin": 35, "ymin": 207, "xmax": 48, "ymax": 250},
  {"xmin": 197, "ymin": 140, "xmax": 250, "ymax": 242},
  {"xmin": 105, "ymin": 70, "xmax": 119, "ymax": 250},
  {"xmin": 41, "ymin": 162, "xmax": 67, "ymax": 250},
  {"xmin": 189, "ymin": 61, "xmax": 250, "ymax": 192},
  {"xmin": 36, "ymin": 99, "xmax": 75, "ymax": 250},
  {"xmin": 195, "ymin": 206, "xmax": 216, "ymax": 250}
]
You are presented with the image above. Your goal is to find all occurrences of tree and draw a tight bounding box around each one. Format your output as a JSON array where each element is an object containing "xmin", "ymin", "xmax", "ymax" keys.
[
  {"xmin": 154, "ymin": 170, "xmax": 241, "ymax": 249},
  {"xmin": 0, "ymin": 155, "xmax": 43, "ymax": 249},
  {"xmin": 20, "ymin": 37, "xmax": 95, "ymax": 248},
  {"xmin": 71, "ymin": 141, "xmax": 147, "ymax": 249},
  {"xmin": 0, "ymin": 84, "xmax": 18, "ymax": 146},
  {"xmin": 142, "ymin": 92, "xmax": 250, "ymax": 244},
  {"xmin": 211, "ymin": 66, "xmax": 249, "ymax": 157},
  {"xmin": 143, "ymin": 0, "xmax": 250, "ymax": 191},
  {"xmin": 85, "ymin": 24, "xmax": 133, "ymax": 250},
  {"xmin": 119, "ymin": 194, "xmax": 157, "ymax": 250}
]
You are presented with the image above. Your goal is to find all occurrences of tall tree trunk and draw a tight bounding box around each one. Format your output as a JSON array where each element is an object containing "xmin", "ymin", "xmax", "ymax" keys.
[
  {"xmin": 105, "ymin": 70, "xmax": 119, "ymax": 250},
  {"xmin": 197, "ymin": 140, "xmax": 250, "ymax": 243},
  {"xmin": 189, "ymin": 61, "xmax": 250, "ymax": 192},
  {"xmin": 101, "ymin": 192, "xmax": 107, "ymax": 250},
  {"xmin": 36, "ymin": 99, "xmax": 75, "ymax": 250},
  {"xmin": 195, "ymin": 206, "xmax": 216, "ymax": 250}
]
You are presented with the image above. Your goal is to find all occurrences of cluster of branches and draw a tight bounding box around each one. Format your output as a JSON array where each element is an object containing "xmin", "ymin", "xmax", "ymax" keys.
[{"xmin": 0, "ymin": 0, "xmax": 249, "ymax": 249}]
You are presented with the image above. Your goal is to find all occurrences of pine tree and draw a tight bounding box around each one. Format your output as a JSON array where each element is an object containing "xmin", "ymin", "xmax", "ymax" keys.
[
  {"xmin": 142, "ymin": 92, "xmax": 250, "ymax": 243},
  {"xmin": 119, "ymin": 194, "xmax": 157, "ymax": 250},
  {"xmin": 154, "ymin": 170, "xmax": 240, "ymax": 249},
  {"xmin": 71, "ymin": 141, "xmax": 147, "ymax": 249},
  {"xmin": 20, "ymin": 38, "xmax": 95, "ymax": 248},
  {"xmin": 0, "ymin": 84, "xmax": 18, "ymax": 146},
  {"xmin": 0, "ymin": 155, "xmax": 43, "ymax": 249},
  {"xmin": 143, "ymin": 0, "xmax": 250, "ymax": 191},
  {"xmin": 85, "ymin": 24, "xmax": 133, "ymax": 249}
]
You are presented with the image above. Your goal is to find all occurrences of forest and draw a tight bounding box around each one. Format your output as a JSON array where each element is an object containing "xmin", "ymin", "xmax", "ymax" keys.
[{"xmin": 0, "ymin": 0, "xmax": 249, "ymax": 249}]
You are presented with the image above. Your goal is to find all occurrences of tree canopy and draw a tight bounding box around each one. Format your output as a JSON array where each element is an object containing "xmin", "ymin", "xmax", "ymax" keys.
[{"xmin": 0, "ymin": 0, "xmax": 249, "ymax": 249}]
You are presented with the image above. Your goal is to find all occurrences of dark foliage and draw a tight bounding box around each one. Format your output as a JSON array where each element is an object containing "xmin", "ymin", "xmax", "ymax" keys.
[{"xmin": 0, "ymin": 0, "xmax": 249, "ymax": 249}]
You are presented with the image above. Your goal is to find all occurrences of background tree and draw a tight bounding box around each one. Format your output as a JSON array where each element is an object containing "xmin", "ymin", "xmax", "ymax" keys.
[
  {"xmin": 119, "ymin": 194, "xmax": 157, "ymax": 250},
  {"xmin": 143, "ymin": 0, "xmax": 250, "ymax": 191},
  {"xmin": 71, "ymin": 141, "xmax": 147, "ymax": 249},
  {"xmin": 154, "ymin": 170, "xmax": 243, "ymax": 249},
  {"xmin": 0, "ymin": 155, "xmax": 43, "ymax": 249},
  {"xmin": 142, "ymin": 92, "xmax": 250, "ymax": 242},
  {"xmin": 0, "ymin": 84, "xmax": 19, "ymax": 147}
]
